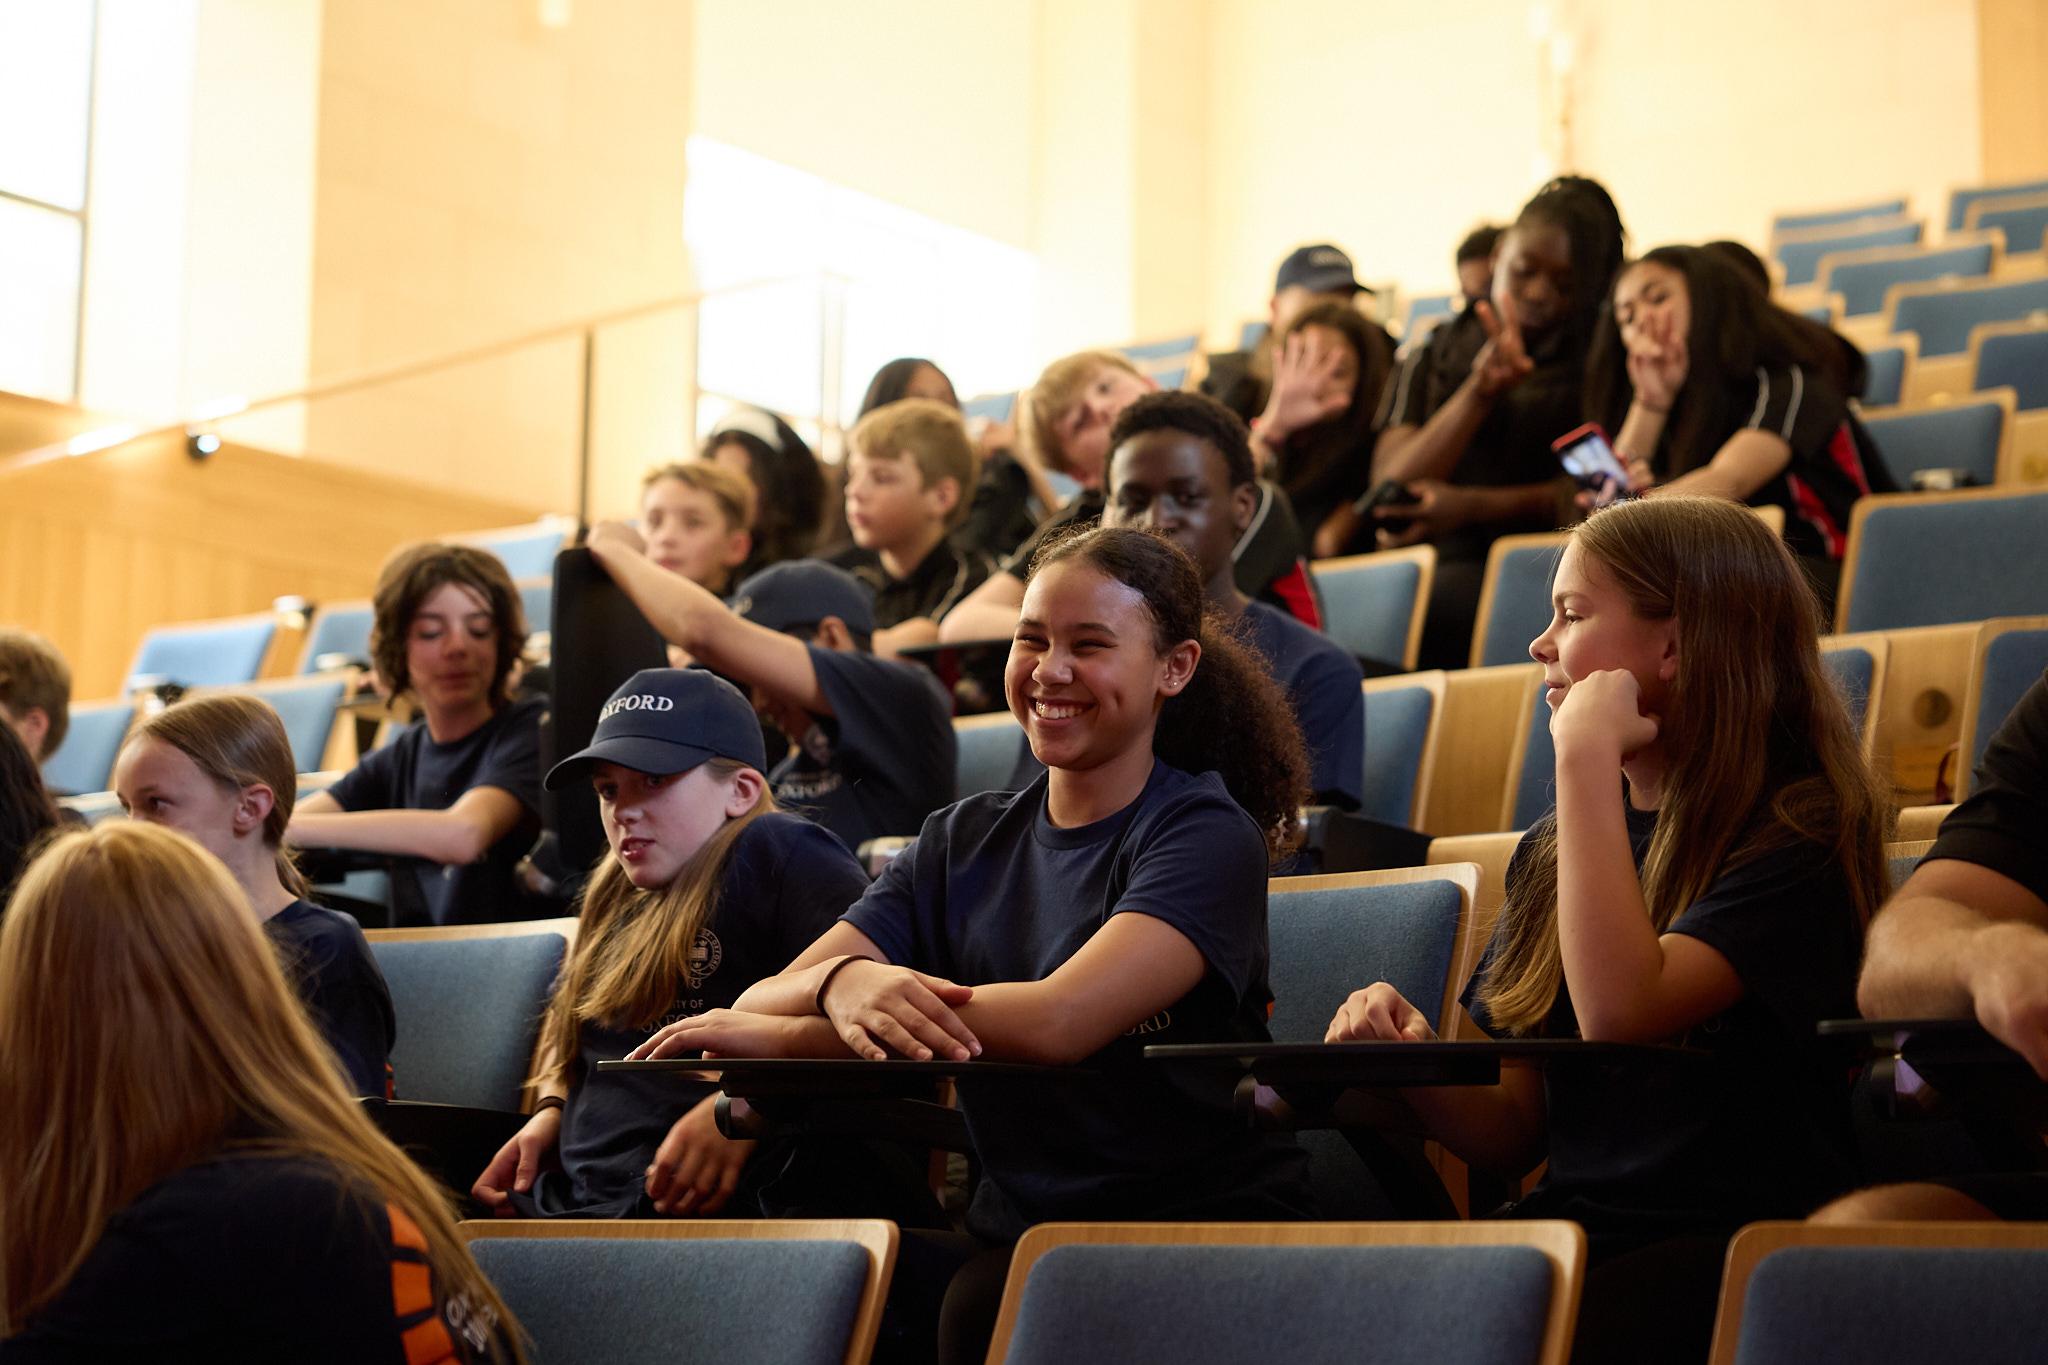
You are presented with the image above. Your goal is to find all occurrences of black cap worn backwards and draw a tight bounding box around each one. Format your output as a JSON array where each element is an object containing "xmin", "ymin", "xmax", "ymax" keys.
[
  {"xmin": 728, "ymin": 559, "xmax": 877, "ymax": 637},
  {"xmin": 1275, "ymin": 242, "xmax": 1371, "ymax": 295}
]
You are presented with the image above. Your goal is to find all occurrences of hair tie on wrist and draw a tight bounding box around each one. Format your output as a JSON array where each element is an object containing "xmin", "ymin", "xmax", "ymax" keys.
[
  {"xmin": 532, "ymin": 1095, "xmax": 566, "ymax": 1115},
  {"xmin": 814, "ymin": 954, "xmax": 877, "ymax": 1016}
]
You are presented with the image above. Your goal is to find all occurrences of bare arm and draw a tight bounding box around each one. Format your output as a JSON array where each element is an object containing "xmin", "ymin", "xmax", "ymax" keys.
[
  {"xmin": 1370, "ymin": 383, "xmax": 1495, "ymax": 484},
  {"xmin": 872, "ymin": 617, "xmax": 940, "ymax": 658},
  {"xmin": 937, "ymin": 570, "xmax": 1025, "ymax": 643},
  {"xmin": 586, "ymin": 524, "xmax": 828, "ymax": 715},
  {"xmin": 1648, "ymin": 429, "xmax": 1793, "ymax": 504},
  {"xmin": 1859, "ymin": 858, "xmax": 2048, "ymax": 1077},
  {"xmin": 287, "ymin": 785, "xmax": 527, "ymax": 866}
]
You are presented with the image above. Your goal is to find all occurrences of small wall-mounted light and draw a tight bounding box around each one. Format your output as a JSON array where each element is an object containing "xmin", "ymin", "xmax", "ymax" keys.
[{"xmin": 186, "ymin": 430, "xmax": 221, "ymax": 460}]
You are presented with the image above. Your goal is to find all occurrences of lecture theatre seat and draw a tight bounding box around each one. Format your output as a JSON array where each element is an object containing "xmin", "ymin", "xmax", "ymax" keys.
[
  {"xmin": 987, "ymin": 1220, "xmax": 1585, "ymax": 1365},
  {"xmin": 1835, "ymin": 487, "xmax": 2048, "ymax": 634},
  {"xmin": 1858, "ymin": 391, "xmax": 2014, "ymax": 491},
  {"xmin": 1361, "ymin": 671, "xmax": 1444, "ymax": 829},
  {"xmin": 1708, "ymin": 1221, "xmax": 2048, "ymax": 1365},
  {"xmin": 461, "ymin": 518, "xmax": 571, "ymax": 580},
  {"xmin": 1858, "ymin": 339, "xmax": 1913, "ymax": 408},
  {"xmin": 1312, "ymin": 546, "xmax": 1435, "ymax": 673},
  {"xmin": 954, "ymin": 711, "xmax": 1025, "ymax": 802},
  {"xmin": 1955, "ymin": 616, "xmax": 2048, "ymax": 800},
  {"xmin": 1889, "ymin": 275, "xmax": 2048, "ymax": 358},
  {"xmin": 1401, "ymin": 293, "xmax": 1458, "ymax": 337},
  {"xmin": 1470, "ymin": 532, "xmax": 1566, "ymax": 669},
  {"xmin": 38, "ymin": 699, "xmax": 133, "ymax": 797},
  {"xmin": 1120, "ymin": 333, "xmax": 1201, "ymax": 363},
  {"xmin": 297, "ymin": 599, "xmax": 374, "ymax": 673},
  {"xmin": 1971, "ymin": 322, "xmax": 2048, "ymax": 412},
  {"xmin": 963, "ymin": 392, "xmax": 1017, "ymax": 423},
  {"xmin": 243, "ymin": 674, "xmax": 349, "ymax": 773},
  {"xmin": 1771, "ymin": 198, "xmax": 1908, "ymax": 237},
  {"xmin": 1968, "ymin": 193, "xmax": 2048, "ymax": 257},
  {"xmin": 125, "ymin": 612, "xmax": 277, "ymax": 692},
  {"xmin": 462, "ymin": 1220, "xmax": 898, "ymax": 1365},
  {"xmin": 1776, "ymin": 220, "xmax": 1923, "ymax": 289},
  {"xmin": 517, "ymin": 575, "xmax": 553, "ymax": 636},
  {"xmin": 1822, "ymin": 240, "xmax": 1996, "ymax": 320},
  {"xmin": 1949, "ymin": 177, "xmax": 2048, "ymax": 231}
]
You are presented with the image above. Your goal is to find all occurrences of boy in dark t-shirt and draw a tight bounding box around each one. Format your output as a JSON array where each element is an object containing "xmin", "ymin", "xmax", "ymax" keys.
[{"xmin": 584, "ymin": 528, "xmax": 955, "ymax": 851}]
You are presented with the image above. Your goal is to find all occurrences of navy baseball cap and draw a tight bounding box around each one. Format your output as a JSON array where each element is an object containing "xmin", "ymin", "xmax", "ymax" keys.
[
  {"xmin": 1275, "ymin": 243, "xmax": 1372, "ymax": 295},
  {"xmin": 728, "ymin": 559, "xmax": 877, "ymax": 637},
  {"xmin": 543, "ymin": 668, "xmax": 767, "ymax": 790}
]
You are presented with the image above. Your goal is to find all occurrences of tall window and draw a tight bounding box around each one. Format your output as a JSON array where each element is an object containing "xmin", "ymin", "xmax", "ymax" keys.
[
  {"xmin": 684, "ymin": 136, "xmax": 1038, "ymax": 455},
  {"xmin": 0, "ymin": 2, "xmax": 96, "ymax": 403}
]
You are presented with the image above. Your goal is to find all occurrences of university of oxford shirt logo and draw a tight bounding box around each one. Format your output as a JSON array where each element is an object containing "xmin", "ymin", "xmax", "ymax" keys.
[{"xmin": 600, "ymin": 693, "xmax": 675, "ymax": 721}]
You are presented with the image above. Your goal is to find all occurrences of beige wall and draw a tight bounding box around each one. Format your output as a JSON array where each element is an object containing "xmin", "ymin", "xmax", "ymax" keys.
[
  {"xmin": 1979, "ymin": 0, "xmax": 2048, "ymax": 182},
  {"xmin": 1202, "ymin": 0, "xmax": 1983, "ymax": 345},
  {"xmin": 304, "ymin": 0, "xmax": 693, "ymax": 515}
]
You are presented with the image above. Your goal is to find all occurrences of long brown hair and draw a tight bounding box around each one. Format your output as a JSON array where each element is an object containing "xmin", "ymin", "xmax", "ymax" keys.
[
  {"xmin": 1477, "ymin": 496, "xmax": 1891, "ymax": 1033},
  {"xmin": 535, "ymin": 759, "xmax": 775, "ymax": 1086},
  {"xmin": 123, "ymin": 693, "xmax": 309, "ymax": 898},
  {"xmin": 0, "ymin": 823, "xmax": 522, "ymax": 1354}
]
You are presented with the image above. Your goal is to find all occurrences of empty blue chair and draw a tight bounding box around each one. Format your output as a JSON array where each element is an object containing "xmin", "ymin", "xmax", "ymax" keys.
[
  {"xmin": 1859, "ymin": 344, "xmax": 1909, "ymax": 407},
  {"xmin": 1893, "ymin": 276, "xmax": 2048, "ymax": 357},
  {"xmin": 1153, "ymin": 363, "xmax": 1189, "ymax": 390},
  {"xmin": 993, "ymin": 1222, "xmax": 1583, "ymax": 1365},
  {"xmin": 1239, "ymin": 320, "xmax": 1269, "ymax": 351},
  {"xmin": 955, "ymin": 713, "xmax": 1025, "ymax": 801},
  {"xmin": 1361, "ymin": 675, "xmax": 1440, "ymax": 828},
  {"xmin": 1798, "ymin": 303, "xmax": 1836, "ymax": 325},
  {"xmin": 1473, "ymin": 534, "xmax": 1565, "ymax": 668},
  {"xmin": 1820, "ymin": 644, "xmax": 1877, "ymax": 741},
  {"xmin": 963, "ymin": 391, "xmax": 1017, "ymax": 423},
  {"xmin": 1715, "ymin": 1223, "xmax": 2048, "ymax": 1365},
  {"xmin": 1402, "ymin": 293, "xmax": 1457, "ymax": 336},
  {"xmin": 1825, "ymin": 241, "xmax": 1994, "ymax": 319},
  {"xmin": 1950, "ymin": 177, "xmax": 2048, "ymax": 230},
  {"xmin": 1972, "ymin": 197, "xmax": 2048, "ymax": 256},
  {"xmin": 39, "ymin": 700, "xmax": 133, "ymax": 797},
  {"xmin": 1887, "ymin": 850, "xmax": 1923, "ymax": 890},
  {"xmin": 1838, "ymin": 488, "xmax": 2048, "ymax": 633},
  {"xmin": 298, "ymin": 602, "xmax": 374, "ymax": 673},
  {"xmin": 465, "ymin": 1225, "xmax": 895, "ymax": 1365},
  {"xmin": 1973, "ymin": 325, "xmax": 2048, "ymax": 410},
  {"xmin": 1776, "ymin": 221, "xmax": 1923, "ymax": 288},
  {"xmin": 1314, "ymin": 548, "xmax": 1433, "ymax": 672},
  {"xmin": 126, "ymin": 615, "xmax": 276, "ymax": 692},
  {"xmin": 517, "ymin": 577, "xmax": 552, "ymax": 635},
  {"xmin": 1120, "ymin": 334, "xmax": 1200, "ymax": 363},
  {"xmin": 1773, "ymin": 199, "xmax": 1908, "ymax": 236},
  {"xmin": 367, "ymin": 928, "xmax": 569, "ymax": 1110},
  {"xmin": 1960, "ymin": 622, "xmax": 2048, "ymax": 797},
  {"xmin": 1507, "ymin": 682, "xmax": 1556, "ymax": 831},
  {"xmin": 1860, "ymin": 396, "xmax": 2008, "ymax": 488},
  {"xmin": 245, "ymin": 675, "xmax": 348, "ymax": 773},
  {"xmin": 466, "ymin": 523, "xmax": 567, "ymax": 580}
]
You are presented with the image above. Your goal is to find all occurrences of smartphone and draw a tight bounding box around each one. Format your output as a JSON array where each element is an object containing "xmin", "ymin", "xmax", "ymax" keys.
[{"xmin": 1552, "ymin": 422, "xmax": 1631, "ymax": 493}]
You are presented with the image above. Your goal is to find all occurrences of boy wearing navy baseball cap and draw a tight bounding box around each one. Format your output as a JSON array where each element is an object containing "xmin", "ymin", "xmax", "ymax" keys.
[{"xmin": 583, "ymin": 527, "xmax": 955, "ymax": 853}]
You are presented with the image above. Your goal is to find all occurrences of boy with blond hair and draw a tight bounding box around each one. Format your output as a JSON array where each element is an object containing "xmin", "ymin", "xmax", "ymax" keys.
[
  {"xmin": 829, "ymin": 397, "xmax": 994, "ymax": 655},
  {"xmin": 640, "ymin": 460, "xmax": 757, "ymax": 597}
]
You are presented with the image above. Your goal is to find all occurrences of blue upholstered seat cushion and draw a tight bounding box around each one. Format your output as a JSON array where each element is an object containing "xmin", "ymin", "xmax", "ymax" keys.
[
  {"xmin": 1735, "ymin": 1246, "xmax": 2048, "ymax": 1365},
  {"xmin": 368, "ymin": 933, "xmax": 565, "ymax": 1110}
]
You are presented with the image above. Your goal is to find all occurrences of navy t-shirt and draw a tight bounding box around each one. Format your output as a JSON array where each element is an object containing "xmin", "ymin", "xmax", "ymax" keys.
[
  {"xmin": 0, "ymin": 1152, "xmax": 499, "ymax": 1363},
  {"xmin": 842, "ymin": 760, "xmax": 1313, "ymax": 1241},
  {"xmin": 265, "ymin": 898, "xmax": 396, "ymax": 1099},
  {"xmin": 1462, "ymin": 804, "xmax": 1864, "ymax": 1239},
  {"xmin": 323, "ymin": 697, "xmax": 545, "ymax": 926},
  {"xmin": 1929, "ymin": 669, "xmax": 2048, "ymax": 903},
  {"xmin": 1237, "ymin": 600, "xmax": 1365, "ymax": 810},
  {"xmin": 771, "ymin": 646, "xmax": 955, "ymax": 850},
  {"xmin": 518, "ymin": 815, "xmax": 870, "ymax": 1218}
]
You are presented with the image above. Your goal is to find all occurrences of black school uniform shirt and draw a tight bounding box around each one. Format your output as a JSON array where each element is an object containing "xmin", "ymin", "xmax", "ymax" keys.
[
  {"xmin": 1931, "ymin": 669, "xmax": 2048, "ymax": 901},
  {"xmin": 515, "ymin": 815, "xmax": 869, "ymax": 1218},
  {"xmin": 1462, "ymin": 806, "xmax": 1864, "ymax": 1241},
  {"xmin": 323, "ymin": 696, "xmax": 545, "ymax": 926},
  {"xmin": 0, "ymin": 1152, "xmax": 498, "ymax": 1363},
  {"xmin": 265, "ymin": 899, "xmax": 396, "ymax": 1099},
  {"xmin": 1378, "ymin": 307, "xmax": 1581, "ymax": 563},
  {"xmin": 772, "ymin": 646, "xmax": 956, "ymax": 850},
  {"xmin": 827, "ymin": 538, "xmax": 996, "ymax": 631},
  {"xmin": 842, "ymin": 760, "xmax": 1313, "ymax": 1241}
]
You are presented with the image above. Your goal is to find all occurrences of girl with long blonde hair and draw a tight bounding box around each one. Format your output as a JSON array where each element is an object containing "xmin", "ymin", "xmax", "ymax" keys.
[
  {"xmin": 0, "ymin": 822, "xmax": 518, "ymax": 1360},
  {"xmin": 471, "ymin": 668, "xmax": 875, "ymax": 1219},
  {"xmin": 1327, "ymin": 495, "xmax": 1889, "ymax": 1364}
]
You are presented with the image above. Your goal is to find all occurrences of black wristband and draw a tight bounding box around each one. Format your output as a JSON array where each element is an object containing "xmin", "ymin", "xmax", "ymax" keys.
[
  {"xmin": 814, "ymin": 954, "xmax": 877, "ymax": 1016},
  {"xmin": 532, "ymin": 1095, "xmax": 566, "ymax": 1115}
]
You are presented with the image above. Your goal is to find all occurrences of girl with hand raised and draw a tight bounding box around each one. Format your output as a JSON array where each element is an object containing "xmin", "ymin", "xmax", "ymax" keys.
[{"xmin": 1328, "ymin": 496, "xmax": 1889, "ymax": 1365}]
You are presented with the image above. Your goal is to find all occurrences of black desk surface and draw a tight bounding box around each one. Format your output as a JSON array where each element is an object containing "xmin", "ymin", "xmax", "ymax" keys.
[
  {"xmin": 1145, "ymin": 1039, "xmax": 1707, "ymax": 1086},
  {"xmin": 597, "ymin": 1057, "xmax": 1082, "ymax": 1091}
]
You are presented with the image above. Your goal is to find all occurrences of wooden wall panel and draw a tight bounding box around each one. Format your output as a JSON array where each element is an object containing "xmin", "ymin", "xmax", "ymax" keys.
[
  {"xmin": 1980, "ymin": 0, "xmax": 2048, "ymax": 182},
  {"xmin": 0, "ymin": 434, "xmax": 545, "ymax": 698}
]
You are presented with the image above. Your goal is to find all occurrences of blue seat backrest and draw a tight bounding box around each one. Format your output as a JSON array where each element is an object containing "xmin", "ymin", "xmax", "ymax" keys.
[
  {"xmin": 1950, "ymin": 178, "xmax": 2048, "ymax": 230},
  {"xmin": 955, "ymin": 717, "xmax": 1026, "ymax": 801},
  {"xmin": 470, "ymin": 527, "xmax": 565, "ymax": 580},
  {"xmin": 963, "ymin": 392, "xmax": 1017, "ymax": 423},
  {"xmin": 1239, "ymin": 320, "xmax": 1269, "ymax": 351},
  {"xmin": 1510, "ymin": 685, "xmax": 1556, "ymax": 831},
  {"xmin": 1861, "ymin": 399, "xmax": 2006, "ymax": 488},
  {"xmin": 518, "ymin": 579, "xmax": 553, "ymax": 636},
  {"xmin": 246, "ymin": 676, "xmax": 348, "ymax": 772},
  {"xmin": 39, "ymin": 700, "xmax": 134, "ymax": 797},
  {"xmin": 127, "ymin": 617, "xmax": 276, "ymax": 691},
  {"xmin": 1975, "ymin": 329, "xmax": 2048, "ymax": 411},
  {"xmin": 1476, "ymin": 542, "xmax": 1563, "ymax": 668},
  {"xmin": 1825, "ymin": 242, "xmax": 1994, "ymax": 319},
  {"xmin": 1976, "ymin": 199, "xmax": 2048, "ymax": 255},
  {"xmin": 1120, "ymin": 334, "xmax": 1200, "ymax": 362},
  {"xmin": 1968, "ymin": 631, "xmax": 2048, "ymax": 780},
  {"xmin": 368, "ymin": 933, "xmax": 566, "ymax": 1110},
  {"xmin": 1007, "ymin": 1243, "xmax": 1553, "ymax": 1365},
  {"xmin": 1820, "ymin": 645, "xmax": 1875, "ymax": 738},
  {"xmin": 1153, "ymin": 363, "xmax": 1189, "ymax": 390},
  {"xmin": 1315, "ymin": 557, "xmax": 1424, "ymax": 669},
  {"xmin": 1361, "ymin": 684, "xmax": 1434, "ymax": 827},
  {"xmin": 1403, "ymin": 294, "xmax": 1457, "ymax": 332},
  {"xmin": 469, "ymin": 1236, "xmax": 869, "ymax": 1365},
  {"xmin": 1777, "ymin": 221, "xmax": 1923, "ymax": 288},
  {"xmin": 300, "ymin": 604, "xmax": 374, "ymax": 672},
  {"xmin": 1894, "ymin": 276, "xmax": 2048, "ymax": 357},
  {"xmin": 1773, "ymin": 200, "xmax": 1908, "ymax": 235},
  {"xmin": 1734, "ymin": 1245, "xmax": 2048, "ymax": 1365},
  {"xmin": 1842, "ymin": 490, "xmax": 2048, "ymax": 633},
  {"xmin": 1887, "ymin": 852, "xmax": 1922, "ymax": 891},
  {"xmin": 1859, "ymin": 345, "xmax": 1908, "ymax": 407}
]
